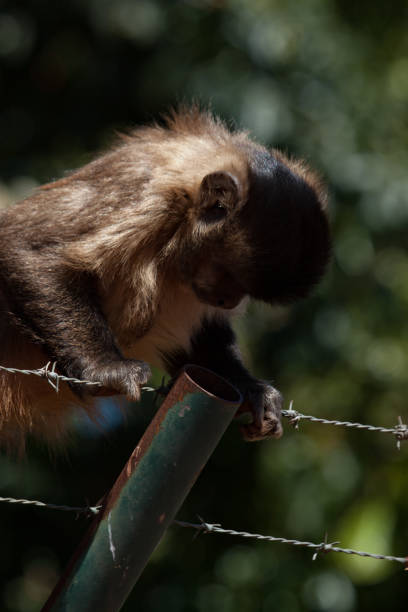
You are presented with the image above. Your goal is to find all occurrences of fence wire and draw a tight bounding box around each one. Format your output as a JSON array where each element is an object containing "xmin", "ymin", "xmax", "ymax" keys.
[
  {"xmin": 174, "ymin": 520, "xmax": 408, "ymax": 566},
  {"xmin": 0, "ymin": 362, "xmax": 102, "ymax": 393},
  {"xmin": 282, "ymin": 402, "xmax": 408, "ymax": 450},
  {"xmin": 1, "ymin": 362, "xmax": 407, "ymax": 447},
  {"xmin": 1, "ymin": 361, "xmax": 408, "ymax": 568},
  {"xmin": 0, "ymin": 362, "xmax": 157, "ymax": 394},
  {"xmin": 0, "ymin": 494, "xmax": 405, "ymax": 567},
  {"xmin": 0, "ymin": 496, "xmax": 101, "ymax": 516}
]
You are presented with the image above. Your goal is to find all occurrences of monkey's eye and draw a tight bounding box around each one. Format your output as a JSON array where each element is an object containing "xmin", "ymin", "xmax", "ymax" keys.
[{"xmin": 201, "ymin": 201, "xmax": 228, "ymax": 224}]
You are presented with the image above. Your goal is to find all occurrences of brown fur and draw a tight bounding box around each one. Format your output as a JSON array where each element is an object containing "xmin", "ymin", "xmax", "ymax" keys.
[{"xmin": 0, "ymin": 107, "xmax": 330, "ymax": 448}]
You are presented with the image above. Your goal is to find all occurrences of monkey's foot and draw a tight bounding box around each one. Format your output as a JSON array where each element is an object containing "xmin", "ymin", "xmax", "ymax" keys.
[
  {"xmin": 84, "ymin": 359, "xmax": 151, "ymax": 401},
  {"xmin": 238, "ymin": 383, "xmax": 283, "ymax": 441}
]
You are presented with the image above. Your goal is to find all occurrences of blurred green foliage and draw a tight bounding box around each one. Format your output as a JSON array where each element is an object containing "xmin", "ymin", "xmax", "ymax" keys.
[{"xmin": 1, "ymin": 0, "xmax": 408, "ymax": 610}]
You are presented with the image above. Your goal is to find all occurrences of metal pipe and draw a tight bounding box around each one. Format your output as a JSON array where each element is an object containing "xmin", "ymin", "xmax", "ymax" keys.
[{"xmin": 42, "ymin": 365, "xmax": 242, "ymax": 612}]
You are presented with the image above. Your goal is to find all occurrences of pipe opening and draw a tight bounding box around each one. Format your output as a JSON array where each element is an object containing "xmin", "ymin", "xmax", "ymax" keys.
[{"xmin": 183, "ymin": 365, "xmax": 242, "ymax": 404}]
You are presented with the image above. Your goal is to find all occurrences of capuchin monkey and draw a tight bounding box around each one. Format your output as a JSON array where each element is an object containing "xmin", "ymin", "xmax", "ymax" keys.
[{"xmin": 0, "ymin": 108, "xmax": 330, "ymax": 448}]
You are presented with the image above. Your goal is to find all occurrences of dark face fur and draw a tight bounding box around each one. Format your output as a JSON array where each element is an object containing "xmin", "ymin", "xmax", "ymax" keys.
[{"xmin": 188, "ymin": 148, "xmax": 330, "ymax": 309}]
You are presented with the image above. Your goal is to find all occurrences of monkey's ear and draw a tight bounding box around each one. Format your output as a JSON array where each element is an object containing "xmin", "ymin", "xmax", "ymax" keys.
[{"xmin": 198, "ymin": 171, "xmax": 240, "ymax": 223}]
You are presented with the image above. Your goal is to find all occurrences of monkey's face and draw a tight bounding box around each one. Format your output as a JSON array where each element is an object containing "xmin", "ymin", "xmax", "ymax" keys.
[
  {"xmin": 185, "ymin": 149, "xmax": 330, "ymax": 309},
  {"xmin": 235, "ymin": 151, "xmax": 331, "ymax": 305}
]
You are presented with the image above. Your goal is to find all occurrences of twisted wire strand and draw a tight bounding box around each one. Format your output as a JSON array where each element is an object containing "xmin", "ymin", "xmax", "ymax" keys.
[
  {"xmin": 0, "ymin": 362, "xmax": 102, "ymax": 392},
  {"xmin": 1, "ymin": 363, "xmax": 407, "ymax": 446},
  {"xmin": 282, "ymin": 404, "xmax": 408, "ymax": 449},
  {"xmin": 2, "ymin": 364, "xmax": 407, "ymax": 566},
  {"xmin": 0, "ymin": 496, "xmax": 101, "ymax": 515},
  {"xmin": 0, "ymin": 494, "xmax": 405, "ymax": 565},
  {"xmin": 0, "ymin": 362, "xmax": 156, "ymax": 394},
  {"xmin": 174, "ymin": 520, "xmax": 408, "ymax": 565}
]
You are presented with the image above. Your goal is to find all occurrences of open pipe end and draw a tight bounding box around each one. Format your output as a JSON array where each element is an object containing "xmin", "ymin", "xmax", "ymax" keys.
[{"xmin": 182, "ymin": 365, "xmax": 242, "ymax": 406}]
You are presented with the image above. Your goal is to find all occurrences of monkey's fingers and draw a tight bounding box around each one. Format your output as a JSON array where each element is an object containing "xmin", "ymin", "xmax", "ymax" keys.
[
  {"xmin": 240, "ymin": 412, "xmax": 283, "ymax": 441},
  {"xmin": 82, "ymin": 359, "xmax": 151, "ymax": 401},
  {"xmin": 238, "ymin": 383, "xmax": 283, "ymax": 441}
]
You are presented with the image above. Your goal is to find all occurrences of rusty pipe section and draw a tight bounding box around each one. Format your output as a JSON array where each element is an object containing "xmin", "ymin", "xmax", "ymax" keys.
[{"xmin": 42, "ymin": 365, "xmax": 242, "ymax": 612}]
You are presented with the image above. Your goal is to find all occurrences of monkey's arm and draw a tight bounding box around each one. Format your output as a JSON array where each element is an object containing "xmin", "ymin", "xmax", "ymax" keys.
[
  {"xmin": 0, "ymin": 249, "xmax": 150, "ymax": 398},
  {"xmin": 163, "ymin": 316, "xmax": 283, "ymax": 440}
]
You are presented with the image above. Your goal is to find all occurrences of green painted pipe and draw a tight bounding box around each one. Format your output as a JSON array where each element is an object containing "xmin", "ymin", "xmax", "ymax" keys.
[{"xmin": 42, "ymin": 365, "xmax": 242, "ymax": 612}]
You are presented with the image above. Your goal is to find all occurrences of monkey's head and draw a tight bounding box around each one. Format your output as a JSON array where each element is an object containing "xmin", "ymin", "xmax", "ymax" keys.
[{"xmin": 179, "ymin": 146, "xmax": 330, "ymax": 310}]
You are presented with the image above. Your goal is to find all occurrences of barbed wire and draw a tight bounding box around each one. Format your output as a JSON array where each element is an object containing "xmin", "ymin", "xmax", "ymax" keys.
[
  {"xmin": 0, "ymin": 362, "xmax": 157, "ymax": 394},
  {"xmin": 0, "ymin": 494, "xmax": 405, "ymax": 566},
  {"xmin": 174, "ymin": 519, "xmax": 408, "ymax": 566},
  {"xmin": 1, "ymin": 362, "xmax": 407, "ymax": 447},
  {"xmin": 0, "ymin": 496, "xmax": 101, "ymax": 516},
  {"xmin": 1, "ymin": 362, "xmax": 408, "ymax": 567},
  {"xmin": 282, "ymin": 402, "xmax": 408, "ymax": 450},
  {"xmin": 0, "ymin": 362, "xmax": 102, "ymax": 393}
]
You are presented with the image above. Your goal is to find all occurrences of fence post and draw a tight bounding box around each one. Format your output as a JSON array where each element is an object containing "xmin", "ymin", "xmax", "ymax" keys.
[{"xmin": 42, "ymin": 365, "xmax": 242, "ymax": 612}]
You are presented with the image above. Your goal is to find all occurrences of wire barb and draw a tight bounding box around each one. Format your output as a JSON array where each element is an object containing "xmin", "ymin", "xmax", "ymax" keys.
[
  {"xmin": 0, "ymin": 501, "xmax": 406, "ymax": 567},
  {"xmin": 174, "ymin": 519, "xmax": 408, "ymax": 566},
  {"xmin": 282, "ymin": 401, "xmax": 408, "ymax": 449},
  {"xmin": 2, "ymin": 364, "xmax": 407, "ymax": 569},
  {"xmin": 0, "ymin": 362, "xmax": 102, "ymax": 391},
  {"xmin": 0, "ymin": 362, "xmax": 156, "ymax": 394},
  {"xmin": 1, "ymin": 363, "xmax": 407, "ymax": 446}
]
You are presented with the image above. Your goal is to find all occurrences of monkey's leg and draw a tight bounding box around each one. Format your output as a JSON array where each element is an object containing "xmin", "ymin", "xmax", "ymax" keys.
[
  {"xmin": 0, "ymin": 258, "xmax": 150, "ymax": 400},
  {"xmin": 164, "ymin": 316, "xmax": 283, "ymax": 440}
]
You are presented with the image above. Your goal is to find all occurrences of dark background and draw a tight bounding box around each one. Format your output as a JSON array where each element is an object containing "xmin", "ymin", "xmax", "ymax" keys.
[{"xmin": 1, "ymin": 1, "xmax": 408, "ymax": 610}]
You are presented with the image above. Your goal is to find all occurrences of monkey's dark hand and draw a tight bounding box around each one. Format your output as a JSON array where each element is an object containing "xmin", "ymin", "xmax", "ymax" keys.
[
  {"xmin": 237, "ymin": 382, "xmax": 283, "ymax": 441},
  {"xmin": 79, "ymin": 359, "xmax": 151, "ymax": 401}
]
